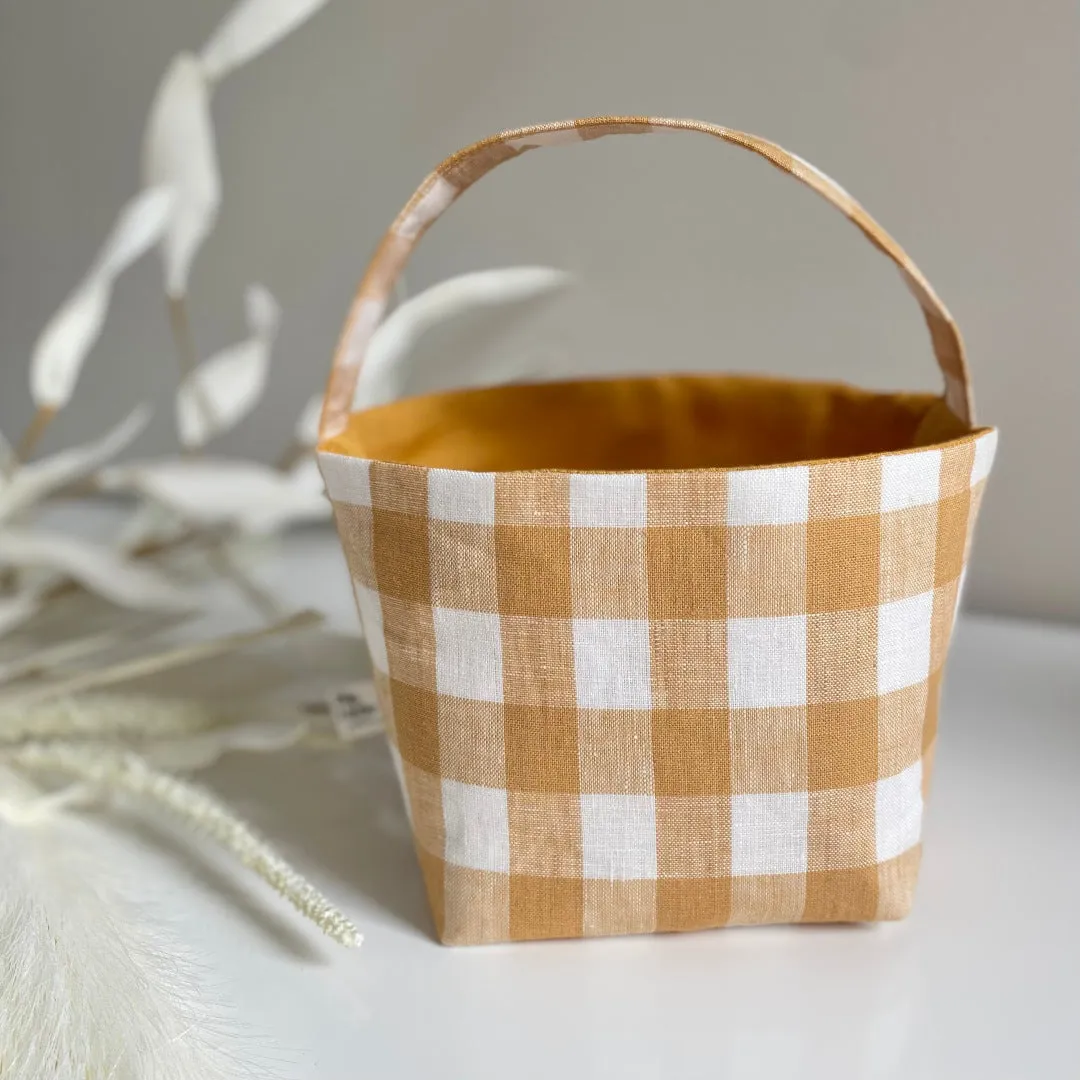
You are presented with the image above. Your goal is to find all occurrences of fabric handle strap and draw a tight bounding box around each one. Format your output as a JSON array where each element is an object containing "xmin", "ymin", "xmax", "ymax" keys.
[{"xmin": 320, "ymin": 116, "xmax": 974, "ymax": 439}]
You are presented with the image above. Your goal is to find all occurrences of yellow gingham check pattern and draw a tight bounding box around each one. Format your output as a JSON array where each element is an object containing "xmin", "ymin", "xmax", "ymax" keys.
[
  {"xmin": 321, "ymin": 434, "xmax": 995, "ymax": 943},
  {"xmin": 317, "ymin": 118, "xmax": 996, "ymax": 944}
]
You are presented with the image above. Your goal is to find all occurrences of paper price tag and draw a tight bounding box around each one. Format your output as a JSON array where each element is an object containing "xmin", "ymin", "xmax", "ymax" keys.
[{"xmin": 325, "ymin": 681, "xmax": 381, "ymax": 740}]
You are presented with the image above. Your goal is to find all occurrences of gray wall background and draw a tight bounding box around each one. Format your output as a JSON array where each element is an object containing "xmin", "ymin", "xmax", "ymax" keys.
[{"xmin": 1, "ymin": 0, "xmax": 1076, "ymax": 622}]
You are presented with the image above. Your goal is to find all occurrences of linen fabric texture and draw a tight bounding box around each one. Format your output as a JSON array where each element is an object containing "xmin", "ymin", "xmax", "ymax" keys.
[
  {"xmin": 320, "ymin": 435, "xmax": 995, "ymax": 944},
  {"xmin": 317, "ymin": 117, "xmax": 997, "ymax": 944}
]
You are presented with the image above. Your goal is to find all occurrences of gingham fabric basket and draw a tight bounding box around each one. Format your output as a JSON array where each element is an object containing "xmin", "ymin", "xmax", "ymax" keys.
[{"xmin": 317, "ymin": 117, "xmax": 997, "ymax": 945}]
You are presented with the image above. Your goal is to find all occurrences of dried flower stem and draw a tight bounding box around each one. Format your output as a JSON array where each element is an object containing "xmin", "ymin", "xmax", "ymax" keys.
[
  {"xmin": 2, "ymin": 608, "xmax": 322, "ymax": 708},
  {"xmin": 0, "ymin": 693, "xmax": 222, "ymax": 745},
  {"xmin": 0, "ymin": 631, "xmax": 121, "ymax": 687},
  {"xmin": 10, "ymin": 742, "xmax": 362, "ymax": 947},
  {"xmin": 0, "ymin": 778, "xmax": 95, "ymax": 822},
  {"xmin": 11, "ymin": 405, "xmax": 56, "ymax": 466},
  {"xmin": 205, "ymin": 544, "xmax": 282, "ymax": 620},
  {"xmin": 0, "ymin": 416, "xmax": 49, "ymax": 593},
  {"xmin": 1, "ymin": 410, "xmax": 51, "ymax": 598},
  {"xmin": 166, "ymin": 296, "xmax": 217, "ymax": 430},
  {"xmin": 0, "ymin": 442, "xmax": 16, "ymax": 485}
]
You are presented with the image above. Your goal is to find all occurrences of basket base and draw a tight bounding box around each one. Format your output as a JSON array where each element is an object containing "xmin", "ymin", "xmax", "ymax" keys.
[{"xmin": 422, "ymin": 846, "xmax": 922, "ymax": 946}]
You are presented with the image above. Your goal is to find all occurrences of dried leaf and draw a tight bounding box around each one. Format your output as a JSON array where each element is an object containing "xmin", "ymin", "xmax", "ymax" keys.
[
  {"xmin": 29, "ymin": 190, "xmax": 174, "ymax": 409},
  {"xmin": 99, "ymin": 458, "xmax": 331, "ymax": 535},
  {"xmin": 175, "ymin": 285, "xmax": 280, "ymax": 447},
  {"xmin": 0, "ymin": 406, "xmax": 150, "ymax": 523},
  {"xmin": 294, "ymin": 391, "xmax": 324, "ymax": 448},
  {"xmin": 355, "ymin": 266, "xmax": 572, "ymax": 408},
  {"xmin": 199, "ymin": 0, "xmax": 331, "ymax": 83},
  {"xmin": 142, "ymin": 55, "xmax": 220, "ymax": 297},
  {"xmin": 0, "ymin": 529, "xmax": 195, "ymax": 612},
  {"xmin": 0, "ymin": 593, "xmax": 40, "ymax": 639}
]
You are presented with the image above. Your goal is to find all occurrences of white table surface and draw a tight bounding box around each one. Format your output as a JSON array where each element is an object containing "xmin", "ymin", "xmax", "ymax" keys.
[{"xmin": 102, "ymin": 528, "xmax": 1080, "ymax": 1079}]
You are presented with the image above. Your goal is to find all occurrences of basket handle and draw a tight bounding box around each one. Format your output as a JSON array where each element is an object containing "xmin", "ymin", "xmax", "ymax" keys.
[{"xmin": 320, "ymin": 116, "xmax": 974, "ymax": 440}]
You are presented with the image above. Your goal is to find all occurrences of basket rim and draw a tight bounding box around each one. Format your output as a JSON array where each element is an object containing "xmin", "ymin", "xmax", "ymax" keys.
[
  {"xmin": 319, "ymin": 428, "xmax": 997, "ymax": 477},
  {"xmin": 318, "ymin": 371, "xmax": 997, "ymax": 477}
]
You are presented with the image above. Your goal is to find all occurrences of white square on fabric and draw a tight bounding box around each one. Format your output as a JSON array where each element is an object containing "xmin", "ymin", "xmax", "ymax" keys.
[
  {"xmin": 442, "ymin": 778, "xmax": 510, "ymax": 873},
  {"xmin": 580, "ymin": 793, "xmax": 658, "ymax": 880},
  {"xmin": 875, "ymin": 760, "xmax": 923, "ymax": 862},
  {"xmin": 880, "ymin": 450, "xmax": 941, "ymax": 512},
  {"xmin": 428, "ymin": 469, "xmax": 496, "ymax": 524},
  {"xmin": 318, "ymin": 453, "xmax": 370, "ymax": 506},
  {"xmin": 732, "ymin": 791, "xmax": 809, "ymax": 876},
  {"xmin": 971, "ymin": 431, "xmax": 998, "ymax": 486},
  {"xmin": 726, "ymin": 466, "xmax": 810, "ymax": 526},
  {"xmin": 569, "ymin": 473, "xmax": 648, "ymax": 528},
  {"xmin": 353, "ymin": 583, "xmax": 387, "ymax": 675},
  {"xmin": 727, "ymin": 615, "xmax": 807, "ymax": 708},
  {"xmin": 572, "ymin": 618, "xmax": 652, "ymax": 709},
  {"xmin": 397, "ymin": 175, "xmax": 458, "ymax": 239},
  {"xmin": 877, "ymin": 590, "xmax": 934, "ymax": 695},
  {"xmin": 433, "ymin": 607, "xmax": 503, "ymax": 702}
]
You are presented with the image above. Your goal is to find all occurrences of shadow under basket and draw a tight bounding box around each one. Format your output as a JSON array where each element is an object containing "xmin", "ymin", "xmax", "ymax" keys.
[{"xmin": 316, "ymin": 117, "xmax": 998, "ymax": 945}]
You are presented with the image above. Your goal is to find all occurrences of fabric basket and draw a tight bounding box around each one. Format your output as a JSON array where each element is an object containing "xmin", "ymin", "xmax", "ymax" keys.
[{"xmin": 317, "ymin": 117, "xmax": 997, "ymax": 945}]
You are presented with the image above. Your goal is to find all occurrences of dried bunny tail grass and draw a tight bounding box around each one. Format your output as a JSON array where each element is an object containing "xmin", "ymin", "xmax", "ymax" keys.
[
  {"xmin": 11, "ymin": 742, "xmax": 362, "ymax": 948},
  {"xmin": 0, "ymin": 778, "xmax": 279, "ymax": 1080},
  {"xmin": 0, "ymin": 693, "xmax": 224, "ymax": 744}
]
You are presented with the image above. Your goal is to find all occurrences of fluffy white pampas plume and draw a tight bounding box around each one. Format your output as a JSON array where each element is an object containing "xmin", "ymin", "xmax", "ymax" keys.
[{"xmin": 0, "ymin": 773, "xmax": 276, "ymax": 1080}]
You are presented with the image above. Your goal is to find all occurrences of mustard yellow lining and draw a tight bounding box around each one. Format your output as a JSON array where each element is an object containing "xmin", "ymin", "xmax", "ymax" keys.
[{"xmin": 321, "ymin": 373, "xmax": 978, "ymax": 472}]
